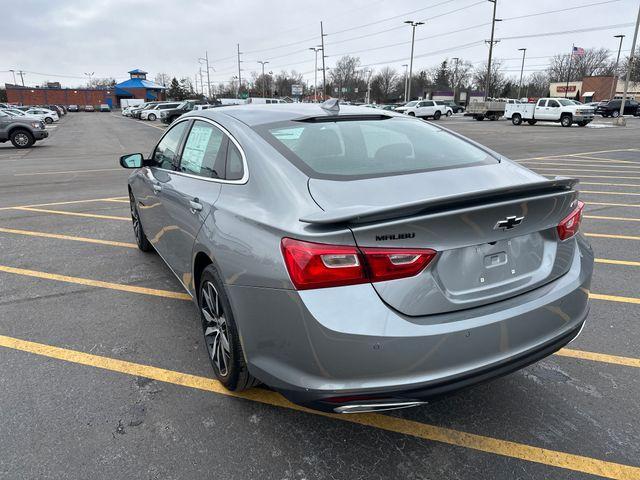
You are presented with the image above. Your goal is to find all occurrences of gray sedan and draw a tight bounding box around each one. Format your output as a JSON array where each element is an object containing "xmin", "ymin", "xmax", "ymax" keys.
[{"xmin": 120, "ymin": 102, "xmax": 593, "ymax": 413}]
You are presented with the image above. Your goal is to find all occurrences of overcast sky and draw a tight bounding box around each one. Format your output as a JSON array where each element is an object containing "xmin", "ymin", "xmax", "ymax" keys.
[{"xmin": 1, "ymin": 0, "xmax": 638, "ymax": 89}]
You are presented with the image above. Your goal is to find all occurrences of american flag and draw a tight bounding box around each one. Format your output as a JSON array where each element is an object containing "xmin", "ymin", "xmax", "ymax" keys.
[{"xmin": 572, "ymin": 46, "xmax": 585, "ymax": 56}]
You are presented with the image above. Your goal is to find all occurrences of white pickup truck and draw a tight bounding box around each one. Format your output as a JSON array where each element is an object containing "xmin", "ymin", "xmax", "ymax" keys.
[{"xmin": 505, "ymin": 98, "xmax": 595, "ymax": 127}]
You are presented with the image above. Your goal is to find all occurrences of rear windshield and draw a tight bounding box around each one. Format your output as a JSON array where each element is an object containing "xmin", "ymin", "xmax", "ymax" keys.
[{"xmin": 255, "ymin": 117, "xmax": 496, "ymax": 180}]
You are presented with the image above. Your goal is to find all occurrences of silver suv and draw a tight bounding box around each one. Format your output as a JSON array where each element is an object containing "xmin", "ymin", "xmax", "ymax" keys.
[{"xmin": 0, "ymin": 110, "xmax": 48, "ymax": 148}]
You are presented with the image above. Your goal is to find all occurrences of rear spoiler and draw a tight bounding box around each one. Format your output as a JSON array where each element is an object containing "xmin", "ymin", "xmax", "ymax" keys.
[{"xmin": 300, "ymin": 177, "xmax": 578, "ymax": 225}]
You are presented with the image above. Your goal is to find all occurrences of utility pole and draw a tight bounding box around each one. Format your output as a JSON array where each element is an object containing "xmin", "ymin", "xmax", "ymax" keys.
[
  {"xmin": 404, "ymin": 20, "xmax": 424, "ymax": 102},
  {"xmin": 9, "ymin": 69, "xmax": 16, "ymax": 85},
  {"xmin": 401, "ymin": 64, "xmax": 409, "ymax": 102},
  {"xmin": 84, "ymin": 71, "xmax": 94, "ymax": 87},
  {"xmin": 237, "ymin": 44, "xmax": 243, "ymax": 99},
  {"xmin": 257, "ymin": 61, "xmax": 269, "ymax": 98},
  {"xmin": 616, "ymin": 2, "xmax": 640, "ymax": 124},
  {"xmin": 517, "ymin": 48, "xmax": 527, "ymax": 99},
  {"xmin": 364, "ymin": 69, "xmax": 373, "ymax": 104},
  {"xmin": 18, "ymin": 70, "xmax": 25, "ymax": 86},
  {"xmin": 609, "ymin": 34, "xmax": 625, "ymax": 100},
  {"xmin": 198, "ymin": 53, "xmax": 212, "ymax": 99},
  {"xmin": 309, "ymin": 47, "xmax": 322, "ymax": 102},
  {"xmin": 451, "ymin": 57, "xmax": 459, "ymax": 102},
  {"xmin": 484, "ymin": 0, "xmax": 501, "ymax": 101},
  {"xmin": 320, "ymin": 21, "xmax": 327, "ymax": 99}
]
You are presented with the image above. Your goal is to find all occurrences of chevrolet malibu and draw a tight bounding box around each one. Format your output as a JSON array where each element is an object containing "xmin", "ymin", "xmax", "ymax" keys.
[{"xmin": 119, "ymin": 101, "xmax": 593, "ymax": 413}]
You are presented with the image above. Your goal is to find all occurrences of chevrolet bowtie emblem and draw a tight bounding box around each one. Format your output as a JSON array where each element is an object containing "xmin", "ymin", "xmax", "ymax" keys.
[{"xmin": 494, "ymin": 215, "xmax": 524, "ymax": 230}]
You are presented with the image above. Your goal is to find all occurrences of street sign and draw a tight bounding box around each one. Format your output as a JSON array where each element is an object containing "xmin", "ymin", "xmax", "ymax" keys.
[
  {"xmin": 291, "ymin": 84, "xmax": 303, "ymax": 96},
  {"xmin": 240, "ymin": 92, "xmax": 249, "ymax": 99}
]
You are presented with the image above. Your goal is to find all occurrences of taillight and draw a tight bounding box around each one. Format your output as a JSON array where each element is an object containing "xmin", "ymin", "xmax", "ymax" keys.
[
  {"xmin": 557, "ymin": 200, "xmax": 584, "ymax": 241},
  {"xmin": 281, "ymin": 238, "xmax": 436, "ymax": 290}
]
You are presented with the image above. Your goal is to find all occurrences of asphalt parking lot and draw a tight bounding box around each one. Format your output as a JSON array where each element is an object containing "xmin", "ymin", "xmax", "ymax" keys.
[{"xmin": 0, "ymin": 112, "xmax": 639, "ymax": 480}]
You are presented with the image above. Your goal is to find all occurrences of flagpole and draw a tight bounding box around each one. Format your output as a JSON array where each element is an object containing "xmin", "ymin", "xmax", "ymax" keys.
[{"xmin": 564, "ymin": 44, "xmax": 574, "ymax": 98}]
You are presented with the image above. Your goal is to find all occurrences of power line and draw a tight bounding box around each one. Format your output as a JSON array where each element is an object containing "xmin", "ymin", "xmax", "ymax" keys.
[{"xmin": 502, "ymin": 0, "xmax": 622, "ymax": 21}]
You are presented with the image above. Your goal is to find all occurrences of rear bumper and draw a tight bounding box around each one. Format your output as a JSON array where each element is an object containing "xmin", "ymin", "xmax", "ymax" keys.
[{"xmin": 228, "ymin": 235, "xmax": 593, "ymax": 412}]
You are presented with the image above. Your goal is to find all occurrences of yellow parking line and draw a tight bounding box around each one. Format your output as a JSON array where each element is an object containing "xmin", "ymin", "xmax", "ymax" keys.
[
  {"xmin": 582, "ymin": 182, "xmax": 640, "ymax": 187},
  {"xmin": 573, "ymin": 155, "xmax": 640, "ymax": 163},
  {"xmin": 589, "ymin": 293, "xmax": 640, "ymax": 305},
  {"xmin": 526, "ymin": 163, "xmax": 640, "ymax": 170},
  {"xmin": 14, "ymin": 168, "xmax": 121, "ymax": 176},
  {"xmin": 532, "ymin": 167, "xmax": 640, "ymax": 174},
  {"xmin": 0, "ymin": 196, "xmax": 129, "ymax": 211},
  {"xmin": 12, "ymin": 207, "xmax": 129, "ymax": 221},
  {"xmin": 556, "ymin": 348, "xmax": 640, "ymax": 368},
  {"xmin": 0, "ymin": 334, "xmax": 637, "ymax": 479},
  {"xmin": 541, "ymin": 173, "xmax": 640, "ymax": 180},
  {"xmin": 595, "ymin": 258, "xmax": 640, "ymax": 267},
  {"xmin": 0, "ymin": 227, "xmax": 136, "ymax": 248},
  {"xmin": 585, "ymin": 202, "xmax": 640, "ymax": 208},
  {"xmin": 585, "ymin": 215, "xmax": 640, "ymax": 223},
  {"xmin": 581, "ymin": 190, "xmax": 640, "ymax": 196},
  {"xmin": 585, "ymin": 232, "xmax": 640, "ymax": 241},
  {"xmin": 521, "ymin": 158, "xmax": 638, "ymax": 165},
  {"xmin": 0, "ymin": 265, "xmax": 191, "ymax": 300},
  {"xmin": 103, "ymin": 198, "xmax": 130, "ymax": 203}
]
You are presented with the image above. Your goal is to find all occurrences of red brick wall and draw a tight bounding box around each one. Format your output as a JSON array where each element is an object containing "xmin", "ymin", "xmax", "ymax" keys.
[
  {"xmin": 581, "ymin": 76, "xmax": 616, "ymax": 102},
  {"xmin": 6, "ymin": 85, "xmax": 115, "ymax": 106}
]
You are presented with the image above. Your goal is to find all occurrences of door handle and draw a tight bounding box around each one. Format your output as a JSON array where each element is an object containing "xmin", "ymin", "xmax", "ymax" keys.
[
  {"xmin": 152, "ymin": 184, "xmax": 162, "ymax": 193},
  {"xmin": 189, "ymin": 199, "xmax": 203, "ymax": 214}
]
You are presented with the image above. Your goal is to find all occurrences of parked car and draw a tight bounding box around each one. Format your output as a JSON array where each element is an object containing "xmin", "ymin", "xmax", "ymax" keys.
[
  {"xmin": 404, "ymin": 100, "xmax": 447, "ymax": 120},
  {"xmin": 84, "ymin": 105, "xmax": 95, "ymax": 112},
  {"xmin": 99, "ymin": 104, "xmax": 111, "ymax": 112},
  {"xmin": 160, "ymin": 100, "xmax": 204, "ymax": 124},
  {"xmin": 439, "ymin": 100, "xmax": 465, "ymax": 113},
  {"xmin": 379, "ymin": 104, "xmax": 402, "ymax": 111},
  {"xmin": 1, "ymin": 108, "xmax": 43, "ymax": 121},
  {"xmin": 140, "ymin": 102, "xmax": 181, "ymax": 121},
  {"xmin": 595, "ymin": 99, "xmax": 639, "ymax": 117},
  {"xmin": 119, "ymin": 103, "xmax": 593, "ymax": 414},
  {"xmin": 67, "ymin": 105, "xmax": 79, "ymax": 112},
  {"xmin": 246, "ymin": 98, "xmax": 287, "ymax": 104},
  {"xmin": 0, "ymin": 110, "xmax": 48, "ymax": 148},
  {"xmin": 394, "ymin": 101, "xmax": 419, "ymax": 113},
  {"xmin": 505, "ymin": 98, "xmax": 594, "ymax": 127},
  {"xmin": 132, "ymin": 102, "xmax": 160, "ymax": 119},
  {"xmin": 45, "ymin": 105, "xmax": 65, "ymax": 116},
  {"xmin": 24, "ymin": 107, "xmax": 59, "ymax": 124},
  {"xmin": 434, "ymin": 101, "xmax": 454, "ymax": 117}
]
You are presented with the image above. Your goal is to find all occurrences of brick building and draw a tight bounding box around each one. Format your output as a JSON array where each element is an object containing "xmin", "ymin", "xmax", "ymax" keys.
[
  {"xmin": 5, "ymin": 68, "xmax": 165, "ymax": 107},
  {"xmin": 550, "ymin": 75, "xmax": 640, "ymax": 102}
]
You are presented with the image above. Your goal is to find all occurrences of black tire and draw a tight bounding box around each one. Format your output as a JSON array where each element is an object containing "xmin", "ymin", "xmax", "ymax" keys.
[
  {"xmin": 475, "ymin": 115, "xmax": 484, "ymax": 121},
  {"xmin": 44, "ymin": 117, "xmax": 53, "ymax": 124},
  {"xmin": 611, "ymin": 110, "xmax": 620, "ymax": 118},
  {"xmin": 407, "ymin": 111, "xmax": 415, "ymax": 116},
  {"xmin": 577, "ymin": 121, "xmax": 589, "ymax": 127},
  {"xmin": 512, "ymin": 114, "xmax": 522, "ymax": 126},
  {"xmin": 446, "ymin": 110, "xmax": 453, "ymax": 117},
  {"xmin": 527, "ymin": 120, "xmax": 537, "ymax": 125},
  {"xmin": 148, "ymin": 113, "xmax": 157, "ymax": 121},
  {"xmin": 199, "ymin": 265, "xmax": 259, "ymax": 391},
  {"xmin": 433, "ymin": 110, "xmax": 442, "ymax": 120},
  {"xmin": 560, "ymin": 114, "xmax": 573, "ymax": 127},
  {"xmin": 10, "ymin": 129, "xmax": 35, "ymax": 148},
  {"xmin": 129, "ymin": 192, "xmax": 153, "ymax": 252}
]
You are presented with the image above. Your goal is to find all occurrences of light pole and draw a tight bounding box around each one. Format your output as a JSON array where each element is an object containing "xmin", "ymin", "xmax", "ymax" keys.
[
  {"xmin": 615, "ymin": 3, "xmax": 640, "ymax": 124},
  {"xmin": 451, "ymin": 57, "xmax": 459, "ymax": 102},
  {"xmin": 404, "ymin": 20, "xmax": 424, "ymax": 102},
  {"xmin": 517, "ymin": 48, "xmax": 527, "ymax": 99},
  {"xmin": 401, "ymin": 64, "xmax": 409, "ymax": 102},
  {"xmin": 309, "ymin": 46, "xmax": 322, "ymax": 102},
  {"xmin": 484, "ymin": 0, "xmax": 501, "ymax": 100},
  {"xmin": 198, "ymin": 53, "xmax": 211, "ymax": 99},
  {"xmin": 9, "ymin": 69, "xmax": 16, "ymax": 85},
  {"xmin": 237, "ymin": 44, "xmax": 243, "ymax": 99},
  {"xmin": 320, "ymin": 22, "xmax": 327, "ymax": 99},
  {"xmin": 610, "ymin": 34, "xmax": 625, "ymax": 100},
  {"xmin": 257, "ymin": 61, "xmax": 269, "ymax": 98}
]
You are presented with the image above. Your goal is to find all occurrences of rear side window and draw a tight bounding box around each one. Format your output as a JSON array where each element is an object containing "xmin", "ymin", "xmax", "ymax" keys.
[
  {"xmin": 256, "ymin": 117, "xmax": 495, "ymax": 180},
  {"xmin": 180, "ymin": 120, "xmax": 225, "ymax": 178},
  {"xmin": 225, "ymin": 141, "xmax": 244, "ymax": 181}
]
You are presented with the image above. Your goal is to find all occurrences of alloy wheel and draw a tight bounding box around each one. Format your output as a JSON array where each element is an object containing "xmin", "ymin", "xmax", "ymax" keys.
[
  {"xmin": 14, "ymin": 133, "xmax": 29, "ymax": 147},
  {"xmin": 129, "ymin": 196, "xmax": 143, "ymax": 244},
  {"xmin": 201, "ymin": 281, "xmax": 231, "ymax": 377}
]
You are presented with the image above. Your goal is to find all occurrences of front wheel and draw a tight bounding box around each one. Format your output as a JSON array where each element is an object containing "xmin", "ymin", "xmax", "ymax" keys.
[
  {"xmin": 446, "ymin": 110, "xmax": 452, "ymax": 117},
  {"xmin": 475, "ymin": 115, "xmax": 484, "ymax": 121},
  {"xmin": 560, "ymin": 115, "xmax": 573, "ymax": 127},
  {"xmin": 199, "ymin": 266, "xmax": 259, "ymax": 391},
  {"xmin": 527, "ymin": 120, "xmax": 537, "ymax": 125},
  {"xmin": 44, "ymin": 117, "xmax": 53, "ymax": 124},
  {"xmin": 129, "ymin": 192, "xmax": 153, "ymax": 252},
  {"xmin": 148, "ymin": 113, "xmax": 157, "ymax": 121},
  {"xmin": 512, "ymin": 114, "xmax": 522, "ymax": 126},
  {"xmin": 10, "ymin": 129, "xmax": 35, "ymax": 148},
  {"xmin": 611, "ymin": 110, "xmax": 620, "ymax": 118},
  {"xmin": 433, "ymin": 111, "xmax": 442, "ymax": 120},
  {"xmin": 407, "ymin": 111, "xmax": 415, "ymax": 116}
]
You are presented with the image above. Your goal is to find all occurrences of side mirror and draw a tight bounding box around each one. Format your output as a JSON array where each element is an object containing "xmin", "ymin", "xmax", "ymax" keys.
[{"xmin": 119, "ymin": 153, "xmax": 144, "ymax": 169}]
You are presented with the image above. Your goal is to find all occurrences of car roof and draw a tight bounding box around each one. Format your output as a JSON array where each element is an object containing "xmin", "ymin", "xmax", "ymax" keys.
[{"xmin": 187, "ymin": 103, "xmax": 403, "ymax": 127}]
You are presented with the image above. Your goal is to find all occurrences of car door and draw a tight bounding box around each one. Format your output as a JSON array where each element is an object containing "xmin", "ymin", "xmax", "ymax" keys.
[
  {"xmin": 134, "ymin": 120, "xmax": 190, "ymax": 259},
  {"xmin": 534, "ymin": 99, "xmax": 549, "ymax": 120},
  {"xmin": 157, "ymin": 118, "xmax": 226, "ymax": 284},
  {"xmin": 420, "ymin": 101, "xmax": 435, "ymax": 118},
  {"xmin": 545, "ymin": 99, "xmax": 562, "ymax": 120}
]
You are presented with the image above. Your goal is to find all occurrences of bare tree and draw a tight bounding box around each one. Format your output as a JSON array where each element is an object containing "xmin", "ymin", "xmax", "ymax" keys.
[
  {"xmin": 329, "ymin": 56, "xmax": 362, "ymax": 99},
  {"xmin": 522, "ymin": 71, "xmax": 550, "ymax": 97},
  {"xmin": 472, "ymin": 60, "xmax": 506, "ymax": 97},
  {"xmin": 154, "ymin": 73, "xmax": 171, "ymax": 87},
  {"xmin": 371, "ymin": 66, "xmax": 397, "ymax": 102},
  {"xmin": 547, "ymin": 48, "xmax": 613, "ymax": 82}
]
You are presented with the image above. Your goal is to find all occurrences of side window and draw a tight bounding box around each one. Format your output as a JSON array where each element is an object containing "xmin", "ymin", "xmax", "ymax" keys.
[
  {"xmin": 180, "ymin": 120, "xmax": 225, "ymax": 178},
  {"xmin": 548, "ymin": 100, "xmax": 560, "ymax": 108},
  {"xmin": 153, "ymin": 121, "xmax": 188, "ymax": 170},
  {"xmin": 426, "ymin": 101, "xmax": 434, "ymax": 107},
  {"xmin": 537, "ymin": 99, "xmax": 547, "ymax": 107},
  {"xmin": 226, "ymin": 140, "xmax": 245, "ymax": 181}
]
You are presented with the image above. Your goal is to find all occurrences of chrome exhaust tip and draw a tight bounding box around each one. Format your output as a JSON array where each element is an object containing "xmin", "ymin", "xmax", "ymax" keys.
[{"xmin": 333, "ymin": 400, "xmax": 427, "ymax": 414}]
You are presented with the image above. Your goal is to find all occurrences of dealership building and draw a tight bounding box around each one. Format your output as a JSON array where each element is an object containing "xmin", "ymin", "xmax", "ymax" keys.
[
  {"xmin": 5, "ymin": 69, "xmax": 166, "ymax": 107},
  {"xmin": 549, "ymin": 75, "xmax": 640, "ymax": 102}
]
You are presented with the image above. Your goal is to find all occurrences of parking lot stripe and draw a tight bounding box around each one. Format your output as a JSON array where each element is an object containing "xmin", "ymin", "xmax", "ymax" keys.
[
  {"xmin": 0, "ymin": 196, "xmax": 129, "ymax": 211},
  {"xmin": 0, "ymin": 334, "xmax": 637, "ymax": 480},
  {"xmin": 581, "ymin": 190, "xmax": 640, "ymax": 196},
  {"xmin": 586, "ymin": 202, "xmax": 640, "ymax": 208},
  {"xmin": 526, "ymin": 163, "xmax": 640, "ymax": 170},
  {"xmin": 589, "ymin": 293, "xmax": 640, "ymax": 305},
  {"xmin": 521, "ymin": 158, "xmax": 638, "ymax": 165},
  {"xmin": 595, "ymin": 258, "xmax": 640, "ymax": 267},
  {"xmin": 515, "ymin": 148, "xmax": 639, "ymax": 161},
  {"xmin": 573, "ymin": 155, "xmax": 640, "ymax": 163},
  {"xmin": 541, "ymin": 173, "xmax": 640, "ymax": 180},
  {"xmin": 582, "ymin": 182, "xmax": 640, "ymax": 187},
  {"xmin": 585, "ymin": 232, "xmax": 640, "ymax": 241},
  {"xmin": 556, "ymin": 348, "xmax": 640, "ymax": 369},
  {"xmin": 0, "ymin": 265, "xmax": 191, "ymax": 300},
  {"xmin": 12, "ymin": 207, "xmax": 129, "ymax": 221},
  {"xmin": 533, "ymin": 167, "xmax": 640, "ymax": 174},
  {"xmin": 0, "ymin": 227, "xmax": 137, "ymax": 248},
  {"xmin": 584, "ymin": 215, "xmax": 640, "ymax": 223},
  {"xmin": 14, "ymin": 168, "xmax": 122, "ymax": 176}
]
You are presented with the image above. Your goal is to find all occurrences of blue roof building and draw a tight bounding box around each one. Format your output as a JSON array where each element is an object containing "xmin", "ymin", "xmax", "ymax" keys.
[{"xmin": 114, "ymin": 69, "xmax": 166, "ymax": 103}]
